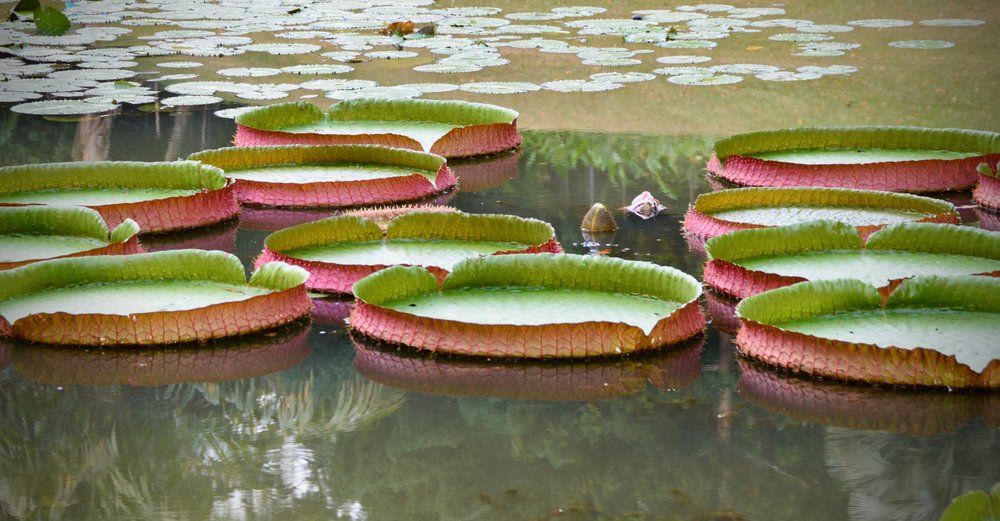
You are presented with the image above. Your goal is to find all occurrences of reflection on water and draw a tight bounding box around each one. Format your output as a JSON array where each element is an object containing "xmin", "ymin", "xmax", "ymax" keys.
[{"xmin": 2, "ymin": 26, "xmax": 999, "ymax": 520}]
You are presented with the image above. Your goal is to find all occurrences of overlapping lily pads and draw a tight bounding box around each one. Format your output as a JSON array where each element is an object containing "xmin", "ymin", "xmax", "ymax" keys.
[
  {"xmin": 735, "ymin": 276, "xmax": 1000, "ymax": 388},
  {"xmin": 0, "ymin": 160, "xmax": 239, "ymax": 233},
  {"xmin": 188, "ymin": 145, "xmax": 455, "ymax": 207},
  {"xmin": 0, "ymin": 250, "xmax": 311, "ymax": 346},
  {"xmin": 352, "ymin": 332, "xmax": 703, "ymax": 400},
  {"xmin": 682, "ymin": 187, "xmax": 959, "ymax": 250},
  {"xmin": 256, "ymin": 212, "xmax": 562, "ymax": 294},
  {"xmin": 707, "ymin": 127, "xmax": 1000, "ymax": 193},
  {"xmin": 704, "ymin": 221, "xmax": 1000, "ymax": 298},
  {"xmin": 974, "ymin": 161, "xmax": 1000, "ymax": 211},
  {"xmin": 350, "ymin": 253, "xmax": 705, "ymax": 358},
  {"xmin": 0, "ymin": 206, "xmax": 142, "ymax": 270},
  {"xmin": 233, "ymin": 98, "xmax": 522, "ymax": 158}
]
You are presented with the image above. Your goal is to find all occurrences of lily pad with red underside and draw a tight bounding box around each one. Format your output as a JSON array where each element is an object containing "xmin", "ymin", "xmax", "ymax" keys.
[
  {"xmin": 736, "ymin": 357, "xmax": 999, "ymax": 435},
  {"xmin": 0, "ymin": 249, "xmax": 311, "ymax": 346},
  {"xmin": 974, "ymin": 161, "xmax": 1000, "ymax": 211},
  {"xmin": 351, "ymin": 331, "xmax": 703, "ymax": 400},
  {"xmin": 707, "ymin": 126, "xmax": 1000, "ymax": 193},
  {"xmin": 735, "ymin": 276, "xmax": 1000, "ymax": 388},
  {"xmin": 188, "ymin": 145, "xmax": 456, "ymax": 208},
  {"xmin": 232, "ymin": 98, "xmax": 522, "ymax": 159},
  {"xmin": 350, "ymin": 253, "xmax": 705, "ymax": 359},
  {"xmin": 682, "ymin": 186, "xmax": 959, "ymax": 252},
  {"xmin": 0, "ymin": 160, "xmax": 239, "ymax": 233},
  {"xmin": 256, "ymin": 212, "xmax": 562, "ymax": 294},
  {"xmin": 9, "ymin": 318, "xmax": 310, "ymax": 386},
  {"xmin": 0, "ymin": 205, "xmax": 142, "ymax": 270},
  {"xmin": 704, "ymin": 220, "xmax": 1000, "ymax": 299}
]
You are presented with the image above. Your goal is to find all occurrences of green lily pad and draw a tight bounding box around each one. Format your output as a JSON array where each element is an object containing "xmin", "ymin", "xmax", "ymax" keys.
[
  {"xmin": 234, "ymin": 98, "xmax": 521, "ymax": 158},
  {"xmin": 10, "ymin": 99, "xmax": 118, "ymax": 115},
  {"xmin": 889, "ymin": 40, "xmax": 955, "ymax": 50},
  {"xmin": 704, "ymin": 221, "xmax": 1000, "ymax": 297},
  {"xmin": 0, "ymin": 250, "xmax": 311, "ymax": 345},
  {"xmin": 350, "ymin": 253, "xmax": 705, "ymax": 358},
  {"xmin": 0, "ymin": 206, "xmax": 141, "ymax": 269},
  {"xmin": 736, "ymin": 276, "xmax": 1000, "ymax": 387},
  {"xmin": 940, "ymin": 483, "xmax": 1000, "ymax": 521}
]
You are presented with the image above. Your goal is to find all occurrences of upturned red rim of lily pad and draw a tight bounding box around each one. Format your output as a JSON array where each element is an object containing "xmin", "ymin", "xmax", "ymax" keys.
[
  {"xmin": 189, "ymin": 144, "xmax": 456, "ymax": 208},
  {"xmin": 682, "ymin": 187, "xmax": 959, "ymax": 245},
  {"xmin": 232, "ymin": 99, "xmax": 522, "ymax": 159},
  {"xmin": 351, "ymin": 331, "xmax": 704, "ymax": 400},
  {"xmin": 704, "ymin": 220, "xmax": 1000, "ymax": 299},
  {"xmin": 974, "ymin": 161, "xmax": 1000, "ymax": 211},
  {"xmin": 350, "ymin": 253, "xmax": 705, "ymax": 359},
  {"xmin": 736, "ymin": 357, "xmax": 999, "ymax": 434},
  {"xmin": 0, "ymin": 206, "xmax": 143, "ymax": 270},
  {"xmin": 256, "ymin": 212, "xmax": 563, "ymax": 294},
  {"xmin": 707, "ymin": 126, "xmax": 1000, "ymax": 193},
  {"xmin": 0, "ymin": 249, "xmax": 311, "ymax": 346},
  {"xmin": 0, "ymin": 160, "xmax": 239, "ymax": 233},
  {"xmin": 9, "ymin": 318, "xmax": 311, "ymax": 386},
  {"xmin": 735, "ymin": 276, "xmax": 1000, "ymax": 389}
]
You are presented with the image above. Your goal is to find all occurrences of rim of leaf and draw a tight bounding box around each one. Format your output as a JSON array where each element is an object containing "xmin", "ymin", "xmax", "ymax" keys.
[
  {"xmin": 235, "ymin": 98, "xmax": 518, "ymax": 132},
  {"xmin": 0, "ymin": 205, "xmax": 139, "ymax": 243},
  {"xmin": 714, "ymin": 126, "xmax": 1000, "ymax": 161},
  {"xmin": 693, "ymin": 186, "xmax": 957, "ymax": 215},
  {"xmin": 265, "ymin": 212, "xmax": 556, "ymax": 253},
  {"xmin": 188, "ymin": 144, "xmax": 446, "ymax": 174},
  {"xmin": 736, "ymin": 275, "xmax": 1000, "ymax": 325},
  {"xmin": 354, "ymin": 253, "xmax": 701, "ymax": 308},
  {"xmin": 0, "ymin": 160, "xmax": 227, "ymax": 192},
  {"xmin": 706, "ymin": 220, "xmax": 999, "ymax": 262}
]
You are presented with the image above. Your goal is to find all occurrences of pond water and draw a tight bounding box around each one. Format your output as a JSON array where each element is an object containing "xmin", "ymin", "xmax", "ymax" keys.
[{"xmin": 1, "ymin": 1, "xmax": 999, "ymax": 520}]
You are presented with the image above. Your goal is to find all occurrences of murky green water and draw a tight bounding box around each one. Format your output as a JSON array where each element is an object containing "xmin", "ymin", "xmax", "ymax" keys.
[{"xmin": 2, "ymin": 1, "xmax": 999, "ymax": 520}]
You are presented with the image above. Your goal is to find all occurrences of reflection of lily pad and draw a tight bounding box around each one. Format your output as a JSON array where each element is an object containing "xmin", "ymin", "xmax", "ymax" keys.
[
  {"xmin": 350, "ymin": 253, "xmax": 705, "ymax": 358},
  {"xmin": 708, "ymin": 126, "xmax": 1000, "ymax": 192},
  {"xmin": 257, "ymin": 212, "xmax": 562, "ymax": 294},
  {"xmin": 352, "ymin": 331, "xmax": 704, "ymax": 400},
  {"xmin": 234, "ymin": 98, "xmax": 521, "ymax": 158},
  {"xmin": 735, "ymin": 276, "xmax": 1000, "ymax": 388},
  {"xmin": 704, "ymin": 221, "xmax": 1000, "ymax": 298},
  {"xmin": 0, "ymin": 160, "xmax": 239, "ymax": 233},
  {"xmin": 0, "ymin": 250, "xmax": 311, "ymax": 345},
  {"xmin": 682, "ymin": 187, "xmax": 959, "ymax": 243},
  {"xmin": 0, "ymin": 206, "xmax": 142, "ymax": 270},
  {"xmin": 188, "ymin": 145, "xmax": 456, "ymax": 208}
]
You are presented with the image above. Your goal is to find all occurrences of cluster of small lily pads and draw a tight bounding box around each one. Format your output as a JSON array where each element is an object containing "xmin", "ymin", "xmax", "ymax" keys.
[{"xmin": 0, "ymin": 1, "xmax": 987, "ymax": 116}]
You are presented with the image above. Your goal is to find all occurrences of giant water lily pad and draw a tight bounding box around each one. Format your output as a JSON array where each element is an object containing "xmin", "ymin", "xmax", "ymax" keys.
[
  {"xmin": 736, "ymin": 358, "xmax": 999, "ymax": 434},
  {"xmin": 0, "ymin": 206, "xmax": 142, "ymax": 270},
  {"xmin": 352, "ymin": 332, "xmax": 703, "ymax": 400},
  {"xmin": 10, "ymin": 319, "xmax": 310, "ymax": 386},
  {"xmin": 682, "ymin": 187, "xmax": 959, "ymax": 249},
  {"xmin": 704, "ymin": 221, "xmax": 1000, "ymax": 298},
  {"xmin": 707, "ymin": 127, "xmax": 1000, "ymax": 193},
  {"xmin": 233, "ymin": 98, "xmax": 521, "ymax": 158},
  {"xmin": 188, "ymin": 145, "xmax": 455, "ymax": 207},
  {"xmin": 350, "ymin": 253, "xmax": 705, "ymax": 358},
  {"xmin": 256, "ymin": 212, "xmax": 563, "ymax": 294},
  {"xmin": 974, "ymin": 161, "xmax": 1000, "ymax": 211},
  {"xmin": 0, "ymin": 250, "xmax": 311, "ymax": 346},
  {"xmin": 0, "ymin": 161, "xmax": 239, "ymax": 233},
  {"xmin": 735, "ymin": 276, "xmax": 1000, "ymax": 388}
]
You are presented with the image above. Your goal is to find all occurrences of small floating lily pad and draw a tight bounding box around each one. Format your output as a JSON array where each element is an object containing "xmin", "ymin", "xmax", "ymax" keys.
[
  {"xmin": 0, "ymin": 249, "xmax": 311, "ymax": 346},
  {"xmin": 257, "ymin": 212, "xmax": 562, "ymax": 294},
  {"xmin": 704, "ymin": 220, "xmax": 1000, "ymax": 298},
  {"xmin": 889, "ymin": 40, "xmax": 955, "ymax": 49},
  {"xmin": 0, "ymin": 160, "xmax": 239, "ymax": 233},
  {"xmin": 188, "ymin": 144, "xmax": 456, "ymax": 208},
  {"xmin": 233, "ymin": 98, "xmax": 521, "ymax": 158},
  {"xmin": 11, "ymin": 99, "xmax": 118, "ymax": 115},
  {"xmin": 682, "ymin": 187, "xmax": 959, "ymax": 246},
  {"xmin": 350, "ymin": 253, "xmax": 705, "ymax": 358},
  {"xmin": 735, "ymin": 276, "xmax": 1000, "ymax": 388},
  {"xmin": 0, "ymin": 206, "xmax": 142, "ymax": 270},
  {"xmin": 707, "ymin": 126, "xmax": 1000, "ymax": 192}
]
